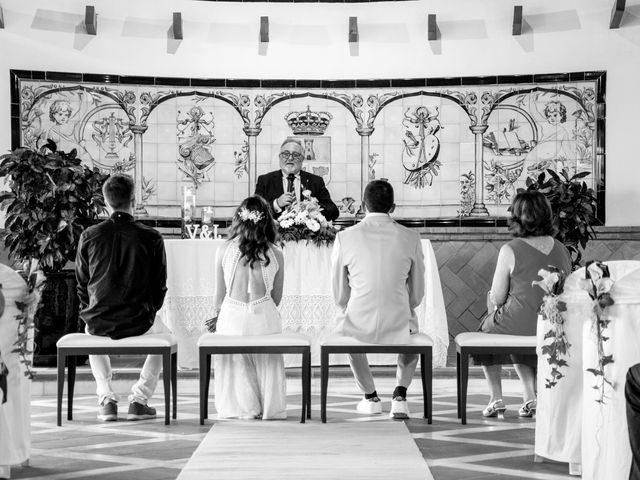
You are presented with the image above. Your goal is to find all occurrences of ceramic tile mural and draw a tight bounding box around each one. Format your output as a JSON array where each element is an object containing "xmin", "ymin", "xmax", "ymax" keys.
[{"xmin": 12, "ymin": 71, "xmax": 604, "ymax": 220}]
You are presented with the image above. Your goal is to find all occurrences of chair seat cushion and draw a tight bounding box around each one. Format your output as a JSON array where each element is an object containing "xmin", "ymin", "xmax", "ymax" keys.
[
  {"xmin": 198, "ymin": 332, "xmax": 311, "ymax": 347},
  {"xmin": 454, "ymin": 332, "xmax": 536, "ymax": 348},
  {"xmin": 321, "ymin": 332, "xmax": 433, "ymax": 347},
  {"xmin": 57, "ymin": 332, "xmax": 177, "ymax": 348}
]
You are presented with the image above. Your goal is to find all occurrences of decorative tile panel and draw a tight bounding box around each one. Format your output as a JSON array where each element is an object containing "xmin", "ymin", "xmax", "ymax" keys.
[{"xmin": 11, "ymin": 70, "xmax": 605, "ymax": 222}]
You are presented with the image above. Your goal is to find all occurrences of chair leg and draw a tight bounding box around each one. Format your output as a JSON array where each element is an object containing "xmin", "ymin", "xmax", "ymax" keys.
[
  {"xmin": 204, "ymin": 354, "xmax": 212, "ymax": 420},
  {"xmin": 420, "ymin": 353, "xmax": 427, "ymax": 420},
  {"xmin": 423, "ymin": 350, "xmax": 432, "ymax": 424},
  {"xmin": 162, "ymin": 352, "xmax": 171, "ymax": 425},
  {"xmin": 460, "ymin": 350, "xmax": 469, "ymax": 425},
  {"xmin": 57, "ymin": 351, "xmax": 65, "ymax": 426},
  {"xmin": 456, "ymin": 351, "xmax": 461, "ymax": 419},
  {"xmin": 67, "ymin": 356, "xmax": 76, "ymax": 421},
  {"xmin": 321, "ymin": 349, "xmax": 329, "ymax": 424},
  {"xmin": 199, "ymin": 349, "xmax": 208, "ymax": 425},
  {"xmin": 306, "ymin": 350, "xmax": 312, "ymax": 420},
  {"xmin": 300, "ymin": 350, "xmax": 309, "ymax": 423},
  {"xmin": 171, "ymin": 352, "xmax": 177, "ymax": 420}
]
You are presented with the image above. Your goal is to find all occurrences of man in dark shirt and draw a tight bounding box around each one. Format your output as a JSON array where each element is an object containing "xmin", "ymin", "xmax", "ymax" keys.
[{"xmin": 76, "ymin": 174, "xmax": 168, "ymax": 422}]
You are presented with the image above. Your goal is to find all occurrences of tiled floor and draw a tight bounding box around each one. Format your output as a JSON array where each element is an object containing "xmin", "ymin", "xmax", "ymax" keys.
[{"xmin": 11, "ymin": 372, "xmax": 574, "ymax": 480}]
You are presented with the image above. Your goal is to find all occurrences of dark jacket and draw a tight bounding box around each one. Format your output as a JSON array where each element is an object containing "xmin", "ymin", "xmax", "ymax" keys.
[
  {"xmin": 254, "ymin": 169, "xmax": 340, "ymax": 221},
  {"xmin": 75, "ymin": 212, "xmax": 167, "ymax": 339}
]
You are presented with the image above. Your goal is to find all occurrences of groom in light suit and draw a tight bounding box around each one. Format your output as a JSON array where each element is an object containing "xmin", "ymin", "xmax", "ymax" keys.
[{"xmin": 331, "ymin": 180, "xmax": 425, "ymax": 419}]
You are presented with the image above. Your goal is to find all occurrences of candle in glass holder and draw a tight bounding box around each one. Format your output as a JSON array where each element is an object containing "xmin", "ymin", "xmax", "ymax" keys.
[
  {"xmin": 182, "ymin": 186, "xmax": 196, "ymax": 222},
  {"xmin": 201, "ymin": 206, "xmax": 214, "ymax": 225}
]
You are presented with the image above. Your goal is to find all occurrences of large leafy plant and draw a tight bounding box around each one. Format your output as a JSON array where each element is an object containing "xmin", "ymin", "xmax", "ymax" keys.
[
  {"xmin": 0, "ymin": 140, "xmax": 109, "ymax": 273},
  {"xmin": 524, "ymin": 169, "xmax": 598, "ymax": 268}
]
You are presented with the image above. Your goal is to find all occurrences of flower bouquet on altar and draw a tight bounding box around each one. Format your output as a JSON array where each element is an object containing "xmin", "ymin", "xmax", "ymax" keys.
[
  {"xmin": 277, "ymin": 190, "xmax": 339, "ymax": 247},
  {"xmin": 532, "ymin": 265, "xmax": 569, "ymax": 388}
]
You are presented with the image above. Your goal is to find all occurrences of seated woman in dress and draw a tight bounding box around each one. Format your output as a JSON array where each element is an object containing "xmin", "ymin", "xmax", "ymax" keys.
[
  {"xmin": 476, "ymin": 191, "xmax": 571, "ymax": 418},
  {"xmin": 209, "ymin": 196, "xmax": 287, "ymax": 420}
]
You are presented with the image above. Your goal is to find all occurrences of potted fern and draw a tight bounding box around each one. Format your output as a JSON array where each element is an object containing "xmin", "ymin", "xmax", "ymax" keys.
[
  {"xmin": 523, "ymin": 168, "xmax": 599, "ymax": 269},
  {"xmin": 0, "ymin": 140, "xmax": 109, "ymax": 366}
]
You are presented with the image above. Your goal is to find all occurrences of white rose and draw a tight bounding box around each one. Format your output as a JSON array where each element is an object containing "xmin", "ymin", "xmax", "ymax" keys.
[
  {"xmin": 280, "ymin": 219, "xmax": 294, "ymax": 228},
  {"xmin": 531, "ymin": 269, "xmax": 559, "ymax": 294},
  {"xmin": 596, "ymin": 277, "xmax": 614, "ymax": 295},
  {"xmin": 302, "ymin": 189, "xmax": 312, "ymax": 199},
  {"xmin": 306, "ymin": 219, "xmax": 320, "ymax": 232},
  {"xmin": 587, "ymin": 263, "xmax": 603, "ymax": 283}
]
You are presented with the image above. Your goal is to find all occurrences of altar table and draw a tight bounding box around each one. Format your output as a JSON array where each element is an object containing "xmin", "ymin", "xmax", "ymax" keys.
[{"xmin": 160, "ymin": 239, "xmax": 449, "ymax": 369}]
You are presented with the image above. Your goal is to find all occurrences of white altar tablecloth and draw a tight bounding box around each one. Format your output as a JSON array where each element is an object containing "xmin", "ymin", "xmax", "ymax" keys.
[
  {"xmin": 0, "ymin": 266, "xmax": 31, "ymax": 476},
  {"xmin": 161, "ymin": 239, "xmax": 449, "ymax": 369},
  {"xmin": 534, "ymin": 260, "xmax": 640, "ymax": 480}
]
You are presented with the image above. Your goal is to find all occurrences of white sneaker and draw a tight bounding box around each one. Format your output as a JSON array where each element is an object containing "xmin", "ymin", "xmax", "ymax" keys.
[
  {"xmin": 390, "ymin": 397, "xmax": 410, "ymax": 419},
  {"xmin": 356, "ymin": 397, "xmax": 383, "ymax": 415}
]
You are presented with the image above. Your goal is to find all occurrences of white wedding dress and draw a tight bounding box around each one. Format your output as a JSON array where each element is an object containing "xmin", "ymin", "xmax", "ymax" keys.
[{"xmin": 213, "ymin": 241, "xmax": 287, "ymax": 420}]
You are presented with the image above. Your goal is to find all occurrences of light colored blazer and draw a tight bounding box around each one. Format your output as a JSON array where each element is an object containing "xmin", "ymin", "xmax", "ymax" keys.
[{"xmin": 331, "ymin": 213, "xmax": 425, "ymax": 344}]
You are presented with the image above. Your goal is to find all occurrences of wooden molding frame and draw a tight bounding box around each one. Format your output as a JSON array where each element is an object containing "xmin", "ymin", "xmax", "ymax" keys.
[
  {"xmin": 610, "ymin": 0, "xmax": 625, "ymax": 29},
  {"xmin": 349, "ymin": 17, "xmax": 358, "ymax": 43},
  {"xmin": 84, "ymin": 5, "xmax": 97, "ymax": 35},
  {"xmin": 428, "ymin": 14, "xmax": 437, "ymax": 41},
  {"xmin": 512, "ymin": 5, "xmax": 523, "ymax": 35},
  {"xmin": 172, "ymin": 12, "xmax": 183, "ymax": 40},
  {"xmin": 259, "ymin": 16, "xmax": 269, "ymax": 43}
]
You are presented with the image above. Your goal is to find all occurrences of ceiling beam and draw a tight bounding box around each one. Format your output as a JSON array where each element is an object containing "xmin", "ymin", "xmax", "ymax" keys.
[
  {"xmin": 172, "ymin": 12, "xmax": 183, "ymax": 40},
  {"xmin": 260, "ymin": 16, "xmax": 269, "ymax": 43},
  {"xmin": 349, "ymin": 17, "xmax": 358, "ymax": 43},
  {"xmin": 428, "ymin": 14, "xmax": 437, "ymax": 41},
  {"xmin": 85, "ymin": 5, "xmax": 97, "ymax": 35},
  {"xmin": 610, "ymin": 0, "xmax": 625, "ymax": 29},
  {"xmin": 512, "ymin": 5, "xmax": 523, "ymax": 35}
]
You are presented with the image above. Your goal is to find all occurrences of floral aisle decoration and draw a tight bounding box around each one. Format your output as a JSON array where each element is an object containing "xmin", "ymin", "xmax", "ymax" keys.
[
  {"xmin": 533, "ymin": 266, "xmax": 569, "ymax": 388},
  {"xmin": 580, "ymin": 261, "xmax": 615, "ymax": 403},
  {"xmin": 0, "ymin": 262, "xmax": 44, "ymax": 403},
  {"xmin": 277, "ymin": 190, "xmax": 339, "ymax": 247}
]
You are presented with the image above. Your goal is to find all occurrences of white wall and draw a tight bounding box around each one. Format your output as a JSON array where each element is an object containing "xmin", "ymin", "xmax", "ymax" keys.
[{"xmin": 0, "ymin": 0, "xmax": 639, "ymax": 225}]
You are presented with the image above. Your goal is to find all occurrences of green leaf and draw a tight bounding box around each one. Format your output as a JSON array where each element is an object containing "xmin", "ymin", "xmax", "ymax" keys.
[{"xmin": 601, "ymin": 355, "xmax": 614, "ymax": 367}]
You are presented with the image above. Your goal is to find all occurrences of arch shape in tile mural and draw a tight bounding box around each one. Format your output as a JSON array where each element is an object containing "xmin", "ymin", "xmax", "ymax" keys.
[{"xmin": 10, "ymin": 70, "xmax": 605, "ymax": 223}]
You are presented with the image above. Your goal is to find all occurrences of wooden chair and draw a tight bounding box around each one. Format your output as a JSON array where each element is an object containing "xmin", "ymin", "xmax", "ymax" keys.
[
  {"xmin": 56, "ymin": 332, "xmax": 178, "ymax": 426},
  {"xmin": 320, "ymin": 333, "xmax": 433, "ymax": 423},
  {"xmin": 198, "ymin": 332, "xmax": 312, "ymax": 424},
  {"xmin": 455, "ymin": 332, "xmax": 536, "ymax": 424}
]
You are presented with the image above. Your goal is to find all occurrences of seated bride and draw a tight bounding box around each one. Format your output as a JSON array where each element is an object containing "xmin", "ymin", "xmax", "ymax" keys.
[{"xmin": 208, "ymin": 196, "xmax": 287, "ymax": 420}]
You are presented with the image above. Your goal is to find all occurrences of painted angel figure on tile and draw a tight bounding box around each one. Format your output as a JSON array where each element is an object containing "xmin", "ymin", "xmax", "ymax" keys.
[{"xmin": 401, "ymin": 106, "xmax": 442, "ymax": 189}]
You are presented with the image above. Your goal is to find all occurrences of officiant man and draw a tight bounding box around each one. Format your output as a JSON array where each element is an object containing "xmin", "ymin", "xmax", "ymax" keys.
[
  {"xmin": 331, "ymin": 180, "xmax": 425, "ymax": 419},
  {"xmin": 254, "ymin": 138, "xmax": 339, "ymax": 221}
]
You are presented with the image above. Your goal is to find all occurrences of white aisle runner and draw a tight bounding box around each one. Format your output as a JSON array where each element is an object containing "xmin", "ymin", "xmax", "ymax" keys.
[{"xmin": 177, "ymin": 421, "xmax": 434, "ymax": 480}]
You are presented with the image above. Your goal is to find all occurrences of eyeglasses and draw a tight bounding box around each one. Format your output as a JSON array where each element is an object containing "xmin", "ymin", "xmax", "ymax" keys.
[{"xmin": 279, "ymin": 151, "xmax": 303, "ymax": 161}]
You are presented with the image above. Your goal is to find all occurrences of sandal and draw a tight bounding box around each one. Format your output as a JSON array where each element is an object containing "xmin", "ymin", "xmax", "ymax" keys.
[
  {"xmin": 482, "ymin": 399, "xmax": 506, "ymax": 418},
  {"xmin": 519, "ymin": 399, "xmax": 537, "ymax": 417}
]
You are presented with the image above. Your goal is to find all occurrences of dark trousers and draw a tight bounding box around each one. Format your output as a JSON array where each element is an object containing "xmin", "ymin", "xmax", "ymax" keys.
[{"xmin": 626, "ymin": 364, "xmax": 640, "ymax": 480}]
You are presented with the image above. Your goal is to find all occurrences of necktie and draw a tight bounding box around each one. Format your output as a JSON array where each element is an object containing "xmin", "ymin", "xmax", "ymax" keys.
[{"xmin": 287, "ymin": 174, "xmax": 295, "ymax": 194}]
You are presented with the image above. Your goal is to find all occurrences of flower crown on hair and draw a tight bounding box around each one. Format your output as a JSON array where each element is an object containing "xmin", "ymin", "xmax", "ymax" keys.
[{"xmin": 238, "ymin": 207, "xmax": 263, "ymax": 224}]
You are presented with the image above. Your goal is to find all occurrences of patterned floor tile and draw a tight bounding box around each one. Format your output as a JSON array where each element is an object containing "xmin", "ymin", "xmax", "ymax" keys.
[{"xmin": 7, "ymin": 377, "xmax": 575, "ymax": 480}]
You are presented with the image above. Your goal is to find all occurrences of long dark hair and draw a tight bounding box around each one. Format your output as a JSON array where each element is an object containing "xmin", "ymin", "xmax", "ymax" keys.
[
  {"xmin": 228, "ymin": 196, "xmax": 277, "ymax": 267},
  {"xmin": 508, "ymin": 191, "xmax": 557, "ymax": 238}
]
